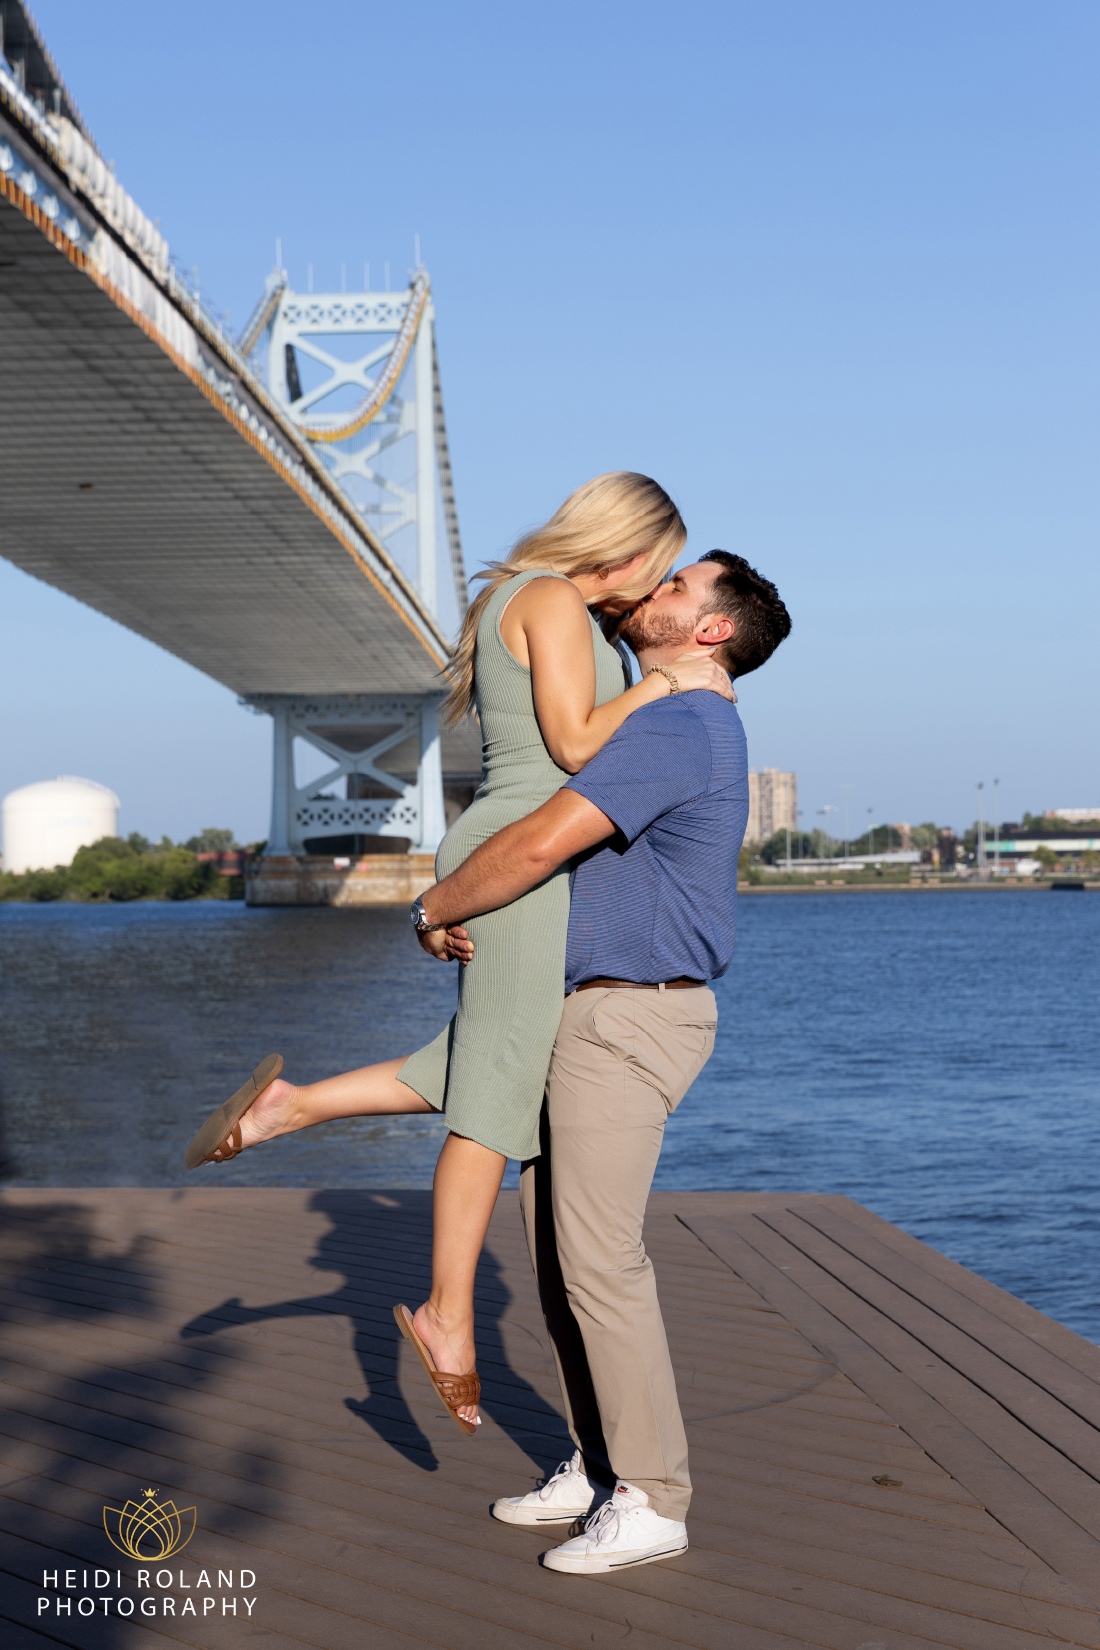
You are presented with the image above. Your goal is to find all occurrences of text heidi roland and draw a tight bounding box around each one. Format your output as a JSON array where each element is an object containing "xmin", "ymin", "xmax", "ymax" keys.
[{"xmin": 39, "ymin": 1568, "xmax": 258, "ymax": 1618}]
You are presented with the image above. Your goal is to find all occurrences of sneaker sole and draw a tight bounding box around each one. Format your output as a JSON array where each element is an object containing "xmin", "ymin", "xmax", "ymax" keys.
[
  {"xmin": 542, "ymin": 1537, "xmax": 688, "ymax": 1573},
  {"xmin": 491, "ymin": 1500, "xmax": 594, "ymax": 1526}
]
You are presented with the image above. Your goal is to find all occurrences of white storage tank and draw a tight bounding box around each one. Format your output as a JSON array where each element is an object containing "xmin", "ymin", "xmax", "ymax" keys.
[{"xmin": 2, "ymin": 776, "xmax": 121, "ymax": 875}]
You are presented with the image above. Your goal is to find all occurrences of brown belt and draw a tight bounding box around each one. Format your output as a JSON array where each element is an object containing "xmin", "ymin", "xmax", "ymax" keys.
[{"xmin": 573, "ymin": 976, "xmax": 705, "ymax": 992}]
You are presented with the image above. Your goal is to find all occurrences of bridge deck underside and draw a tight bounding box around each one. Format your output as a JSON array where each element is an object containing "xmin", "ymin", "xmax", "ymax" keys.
[{"xmin": 0, "ymin": 194, "xmax": 445, "ymax": 700}]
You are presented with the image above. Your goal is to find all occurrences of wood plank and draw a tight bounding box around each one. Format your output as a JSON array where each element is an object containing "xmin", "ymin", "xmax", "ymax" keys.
[
  {"xmin": 682, "ymin": 1515, "xmax": 1100, "ymax": 1644},
  {"xmin": 681, "ymin": 1494, "xmax": 1086, "ymax": 1610},
  {"xmin": 0, "ymin": 1455, "xmax": 805, "ymax": 1650},
  {"xmin": 680, "ymin": 1210, "xmax": 1100, "ymax": 1608},
  {"xmin": 0, "ymin": 1522, "xmax": 303, "ymax": 1650},
  {"xmin": 822, "ymin": 1194, "xmax": 1100, "ymax": 1384},
  {"xmin": 3, "ymin": 1346, "xmax": 1067, "ymax": 1601},
  {"xmin": 750, "ymin": 1207, "xmax": 1100, "ymax": 1529},
  {"xmin": 644, "ymin": 1544, "xmax": 1095, "ymax": 1650},
  {"xmin": 772, "ymin": 1202, "xmax": 1100, "ymax": 1465},
  {"xmin": 7, "ymin": 1188, "xmax": 1100, "ymax": 1648}
]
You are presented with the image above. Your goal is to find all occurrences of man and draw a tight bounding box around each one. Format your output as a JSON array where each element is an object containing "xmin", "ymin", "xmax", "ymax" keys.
[{"xmin": 416, "ymin": 551, "xmax": 791, "ymax": 1573}]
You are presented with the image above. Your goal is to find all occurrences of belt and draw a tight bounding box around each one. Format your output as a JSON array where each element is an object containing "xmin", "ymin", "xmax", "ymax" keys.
[{"xmin": 573, "ymin": 976, "xmax": 705, "ymax": 992}]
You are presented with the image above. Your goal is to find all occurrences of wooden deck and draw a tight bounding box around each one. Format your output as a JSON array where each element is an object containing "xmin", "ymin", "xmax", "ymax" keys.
[{"xmin": 2, "ymin": 1188, "xmax": 1100, "ymax": 1649}]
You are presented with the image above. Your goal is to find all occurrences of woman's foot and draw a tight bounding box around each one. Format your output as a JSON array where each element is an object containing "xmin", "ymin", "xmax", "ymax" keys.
[
  {"xmin": 412, "ymin": 1301, "xmax": 480, "ymax": 1425},
  {"xmin": 208, "ymin": 1077, "xmax": 303, "ymax": 1161}
]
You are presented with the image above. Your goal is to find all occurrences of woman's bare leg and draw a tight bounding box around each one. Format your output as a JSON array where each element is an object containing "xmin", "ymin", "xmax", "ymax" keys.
[
  {"xmin": 209, "ymin": 1065, "xmax": 501, "ymax": 1423},
  {"xmin": 210, "ymin": 1059, "xmax": 431, "ymax": 1159},
  {"xmin": 412, "ymin": 1132, "xmax": 507, "ymax": 1425}
]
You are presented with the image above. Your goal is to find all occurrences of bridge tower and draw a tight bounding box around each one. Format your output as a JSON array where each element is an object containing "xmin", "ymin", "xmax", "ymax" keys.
[{"xmin": 239, "ymin": 268, "xmax": 470, "ymax": 864}]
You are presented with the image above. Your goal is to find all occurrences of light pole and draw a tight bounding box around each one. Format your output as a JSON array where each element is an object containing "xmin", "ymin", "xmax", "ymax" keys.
[
  {"xmin": 818, "ymin": 805, "xmax": 838, "ymax": 862},
  {"xmin": 867, "ymin": 808, "xmax": 874, "ymax": 858},
  {"xmin": 840, "ymin": 785, "xmax": 854, "ymax": 862},
  {"xmin": 976, "ymin": 781, "xmax": 986, "ymax": 873},
  {"xmin": 993, "ymin": 777, "xmax": 1000, "ymax": 876}
]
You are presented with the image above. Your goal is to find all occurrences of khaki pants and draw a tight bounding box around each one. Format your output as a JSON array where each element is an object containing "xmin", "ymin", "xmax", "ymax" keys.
[{"xmin": 519, "ymin": 984, "xmax": 717, "ymax": 1521}]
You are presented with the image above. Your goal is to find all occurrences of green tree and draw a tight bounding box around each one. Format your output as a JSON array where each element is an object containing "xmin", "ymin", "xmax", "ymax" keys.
[
  {"xmin": 758, "ymin": 829, "xmax": 816, "ymax": 864},
  {"xmin": 14, "ymin": 867, "xmax": 69, "ymax": 901},
  {"xmin": 160, "ymin": 848, "xmax": 219, "ymax": 899},
  {"xmin": 67, "ymin": 837, "xmax": 157, "ymax": 900},
  {"xmin": 0, "ymin": 833, "xmax": 235, "ymax": 903},
  {"xmin": 909, "ymin": 822, "xmax": 940, "ymax": 851},
  {"xmin": 184, "ymin": 827, "xmax": 238, "ymax": 853}
]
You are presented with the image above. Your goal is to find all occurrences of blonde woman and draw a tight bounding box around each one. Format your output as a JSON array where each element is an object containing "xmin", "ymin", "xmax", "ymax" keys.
[{"xmin": 184, "ymin": 473, "xmax": 732, "ymax": 1433}]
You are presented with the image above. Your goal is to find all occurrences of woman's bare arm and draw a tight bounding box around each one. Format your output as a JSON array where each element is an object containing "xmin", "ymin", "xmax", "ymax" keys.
[{"xmin": 500, "ymin": 577, "xmax": 730, "ymax": 773}]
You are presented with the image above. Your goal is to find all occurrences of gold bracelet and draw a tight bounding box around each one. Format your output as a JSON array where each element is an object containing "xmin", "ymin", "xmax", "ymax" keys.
[{"xmin": 646, "ymin": 665, "xmax": 680, "ymax": 695}]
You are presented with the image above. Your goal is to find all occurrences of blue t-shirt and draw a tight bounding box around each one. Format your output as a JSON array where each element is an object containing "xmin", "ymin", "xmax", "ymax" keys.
[{"xmin": 563, "ymin": 691, "xmax": 749, "ymax": 991}]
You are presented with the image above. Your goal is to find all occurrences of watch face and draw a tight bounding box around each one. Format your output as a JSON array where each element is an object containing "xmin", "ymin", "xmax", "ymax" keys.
[{"xmin": 410, "ymin": 902, "xmax": 422, "ymax": 927}]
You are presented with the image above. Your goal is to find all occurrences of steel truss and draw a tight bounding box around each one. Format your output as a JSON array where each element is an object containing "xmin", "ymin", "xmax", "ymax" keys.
[
  {"xmin": 246, "ymin": 693, "xmax": 447, "ymax": 858},
  {"xmin": 262, "ymin": 275, "xmax": 467, "ymax": 622}
]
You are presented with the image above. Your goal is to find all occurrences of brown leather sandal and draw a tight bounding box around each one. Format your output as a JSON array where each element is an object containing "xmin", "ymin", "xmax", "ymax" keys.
[
  {"xmin": 184, "ymin": 1054, "xmax": 284, "ymax": 1170},
  {"xmin": 393, "ymin": 1304, "xmax": 480, "ymax": 1437}
]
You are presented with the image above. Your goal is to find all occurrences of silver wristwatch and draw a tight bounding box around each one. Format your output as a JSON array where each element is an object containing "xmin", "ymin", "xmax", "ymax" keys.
[{"xmin": 410, "ymin": 896, "xmax": 445, "ymax": 934}]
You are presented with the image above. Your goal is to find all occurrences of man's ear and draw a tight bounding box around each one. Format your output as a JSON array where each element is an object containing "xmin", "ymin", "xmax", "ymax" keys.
[{"xmin": 695, "ymin": 612, "xmax": 735, "ymax": 646}]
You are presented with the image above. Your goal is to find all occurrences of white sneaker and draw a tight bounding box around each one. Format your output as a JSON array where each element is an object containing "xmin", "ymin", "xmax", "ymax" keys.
[
  {"xmin": 542, "ymin": 1481, "xmax": 688, "ymax": 1573},
  {"xmin": 492, "ymin": 1450, "xmax": 599, "ymax": 1526}
]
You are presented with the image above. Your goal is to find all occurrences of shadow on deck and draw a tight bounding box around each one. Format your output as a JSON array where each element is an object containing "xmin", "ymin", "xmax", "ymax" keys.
[{"xmin": 0, "ymin": 1187, "xmax": 1099, "ymax": 1649}]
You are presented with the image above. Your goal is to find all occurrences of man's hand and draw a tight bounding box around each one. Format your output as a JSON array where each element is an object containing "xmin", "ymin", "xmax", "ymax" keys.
[
  {"xmin": 417, "ymin": 924, "xmax": 475, "ymax": 965},
  {"xmin": 416, "ymin": 927, "xmax": 451, "ymax": 962},
  {"xmin": 445, "ymin": 925, "xmax": 474, "ymax": 965}
]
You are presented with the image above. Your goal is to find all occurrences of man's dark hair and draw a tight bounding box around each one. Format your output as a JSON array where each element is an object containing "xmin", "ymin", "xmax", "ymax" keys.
[{"xmin": 699, "ymin": 550, "xmax": 791, "ymax": 679}]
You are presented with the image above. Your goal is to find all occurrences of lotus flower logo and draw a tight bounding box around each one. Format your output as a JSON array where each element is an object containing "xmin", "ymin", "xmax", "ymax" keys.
[{"xmin": 103, "ymin": 1488, "xmax": 196, "ymax": 1559}]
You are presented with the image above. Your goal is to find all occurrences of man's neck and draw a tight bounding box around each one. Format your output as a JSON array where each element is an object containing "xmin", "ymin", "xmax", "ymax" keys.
[{"xmin": 635, "ymin": 642, "xmax": 712, "ymax": 673}]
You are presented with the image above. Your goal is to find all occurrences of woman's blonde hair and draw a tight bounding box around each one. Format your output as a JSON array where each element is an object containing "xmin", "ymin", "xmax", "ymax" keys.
[{"xmin": 443, "ymin": 471, "xmax": 686, "ymax": 723}]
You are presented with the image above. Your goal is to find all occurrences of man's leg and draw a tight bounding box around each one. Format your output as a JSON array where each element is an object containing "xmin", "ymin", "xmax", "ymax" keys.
[
  {"xmin": 519, "ymin": 1108, "xmax": 615, "ymax": 1492},
  {"xmin": 544, "ymin": 985, "xmax": 717, "ymax": 1522}
]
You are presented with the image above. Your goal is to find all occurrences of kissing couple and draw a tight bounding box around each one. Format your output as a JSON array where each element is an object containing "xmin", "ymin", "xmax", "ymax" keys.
[{"xmin": 185, "ymin": 470, "xmax": 790, "ymax": 1575}]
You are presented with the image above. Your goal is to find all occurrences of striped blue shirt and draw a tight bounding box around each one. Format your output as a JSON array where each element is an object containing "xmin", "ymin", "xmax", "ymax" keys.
[{"xmin": 563, "ymin": 691, "xmax": 749, "ymax": 991}]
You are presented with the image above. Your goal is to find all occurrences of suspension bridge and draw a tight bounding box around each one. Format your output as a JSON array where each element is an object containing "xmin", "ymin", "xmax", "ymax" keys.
[{"xmin": 0, "ymin": 0, "xmax": 479, "ymax": 902}]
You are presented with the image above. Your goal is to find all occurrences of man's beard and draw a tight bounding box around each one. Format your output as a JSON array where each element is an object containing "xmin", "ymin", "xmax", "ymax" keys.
[{"xmin": 618, "ymin": 603, "xmax": 697, "ymax": 654}]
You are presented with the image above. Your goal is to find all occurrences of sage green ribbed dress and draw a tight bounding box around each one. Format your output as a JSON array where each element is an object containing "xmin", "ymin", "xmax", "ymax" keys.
[{"xmin": 398, "ymin": 569, "xmax": 627, "ymax": 1161}]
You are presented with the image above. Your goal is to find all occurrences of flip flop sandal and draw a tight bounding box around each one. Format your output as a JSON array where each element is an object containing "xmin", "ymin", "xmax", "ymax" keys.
[
  {"xmin": 184, "ymin": 1054, "xmax": 284, "ymax": 1170},
  {"xmin": 393, "ymin": 1304, "xmax": 480, "ymax": 1437}
]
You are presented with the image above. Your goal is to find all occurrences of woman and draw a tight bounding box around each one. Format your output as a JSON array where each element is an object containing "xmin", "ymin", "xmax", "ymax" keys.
[{"xmin": 184, "ymin": 472, "xmax": 732, "ymax": 1432}]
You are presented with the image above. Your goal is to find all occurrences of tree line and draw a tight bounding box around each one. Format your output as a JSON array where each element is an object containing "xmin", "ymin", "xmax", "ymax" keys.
[{"xmin": 0, "ymin": 830, "xmax": 251, "ymax": 902}]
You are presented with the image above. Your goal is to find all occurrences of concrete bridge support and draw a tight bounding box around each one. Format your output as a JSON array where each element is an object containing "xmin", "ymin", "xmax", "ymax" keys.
[{"xmin": 244, "ymin": 693, "xmax": 449, "ymax": 905}]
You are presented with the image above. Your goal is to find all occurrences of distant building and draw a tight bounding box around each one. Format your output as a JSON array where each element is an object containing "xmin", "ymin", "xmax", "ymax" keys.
[
  {"xmin": 2, "ymin": 776, "xmax": 119, "ymax": 875},
  {"xmin": 938, "ymin": 828, "xmax": 957, "ymax": 870},
  {"xmin": 747, "ymin": 769, "xmax": 797, "ymax": 843},
  {"xmin": 1044, "ymin": 808, "xmax": 1100, "ymax": 823},
  {"xmin": 989, "ymin": 830, "xmax": 1100, "ymax": 860}
]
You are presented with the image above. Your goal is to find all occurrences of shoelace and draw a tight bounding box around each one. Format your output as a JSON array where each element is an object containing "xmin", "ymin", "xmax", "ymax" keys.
[
  {"xmin": 583, "ymin": 1498, "xmax": 625, "ymax": 1545},
  {"xmin": 537, "ymin": 1457, "xmax": 578, "ymax": 1500}
]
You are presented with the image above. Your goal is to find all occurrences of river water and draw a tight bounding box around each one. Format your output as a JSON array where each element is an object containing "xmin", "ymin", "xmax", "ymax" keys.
[{"xmin": 2, "ymin": 889, "xmax": 1098, "ymax": 1339}]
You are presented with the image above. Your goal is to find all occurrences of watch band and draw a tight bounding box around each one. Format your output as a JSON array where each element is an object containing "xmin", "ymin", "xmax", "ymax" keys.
[{"xmin": 411, "ymin": 897, "xmax": 446, "ymax": 934}]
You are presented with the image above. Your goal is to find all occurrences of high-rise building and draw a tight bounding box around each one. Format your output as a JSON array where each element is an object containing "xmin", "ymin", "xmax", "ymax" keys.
[{"xmin": 747, "ymin": 769, "xmax": 797, "ymax": 843}]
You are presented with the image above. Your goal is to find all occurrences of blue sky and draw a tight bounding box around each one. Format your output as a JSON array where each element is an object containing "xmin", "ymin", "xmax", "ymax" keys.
[{"xmin": 3, "ymin": 0, "xmax": 1098, "ymax": 842}]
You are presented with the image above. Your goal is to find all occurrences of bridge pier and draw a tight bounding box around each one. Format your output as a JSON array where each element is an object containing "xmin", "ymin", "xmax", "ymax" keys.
[{"xmin": 244, "ymin": 693, "xmax": 451, "ymax": 905}]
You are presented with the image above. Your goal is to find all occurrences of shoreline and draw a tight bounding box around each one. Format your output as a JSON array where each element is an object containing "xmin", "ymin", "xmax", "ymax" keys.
[{"xmin": 737, "ymin": 877, "xmax": 1099, "ymax": 894}]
